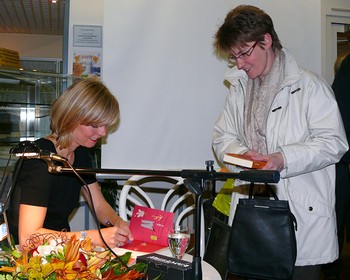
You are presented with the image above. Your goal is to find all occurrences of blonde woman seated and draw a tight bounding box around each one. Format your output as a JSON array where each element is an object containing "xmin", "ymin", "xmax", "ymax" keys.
[{"xmin": 7, "ymin": 78, "xmax": 133, "ymax": 249}]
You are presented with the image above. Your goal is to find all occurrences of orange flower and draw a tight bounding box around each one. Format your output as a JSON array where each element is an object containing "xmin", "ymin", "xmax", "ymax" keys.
[{"xmin": 0, "ymin": 233, "xmax": 147, "ymax": 279}]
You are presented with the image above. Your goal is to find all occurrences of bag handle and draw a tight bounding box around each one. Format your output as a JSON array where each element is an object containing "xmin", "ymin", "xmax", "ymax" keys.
[
  {"xmin": 248, "ymin": 182, "xmax": 298, "ymax": 231},
  {"xmin": 248, "ymin": 182, "xmax": 279, "ymax": 200}
]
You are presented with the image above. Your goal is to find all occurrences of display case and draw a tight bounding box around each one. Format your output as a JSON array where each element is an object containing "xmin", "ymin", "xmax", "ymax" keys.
[{"xmin": 0, "ymin": 67, "xmax": 79, "ymax": 177}]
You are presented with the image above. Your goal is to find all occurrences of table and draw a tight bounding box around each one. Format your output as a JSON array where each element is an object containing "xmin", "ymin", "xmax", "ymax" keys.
[{"xmin": 113, "ymin": 247, "xmax": 221, "ymax": 280}]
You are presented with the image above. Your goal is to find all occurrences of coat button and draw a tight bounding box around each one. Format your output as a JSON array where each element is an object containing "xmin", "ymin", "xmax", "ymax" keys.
[{"xmin": 309, "ymin": 207, "xmax": 313, "ymax": 211}]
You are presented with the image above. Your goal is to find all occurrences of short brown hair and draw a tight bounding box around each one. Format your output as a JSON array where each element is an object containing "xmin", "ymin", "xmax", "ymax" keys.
[
  {"xmin": 214, "ymin": 5, "xmax": 282, "ymax": 54},
  {"xmin": 50, "ymin": 78, "xmax": 120, "ymax": 148}
]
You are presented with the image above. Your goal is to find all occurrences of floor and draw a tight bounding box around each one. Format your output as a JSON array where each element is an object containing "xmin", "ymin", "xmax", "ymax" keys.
[
  {"xmin": 340, "ymin": 241, "xmax": 350, "ymax": 279},
  {"xmin": 227, "ymin": 240, "xmax": 350, "ymax": 280}
]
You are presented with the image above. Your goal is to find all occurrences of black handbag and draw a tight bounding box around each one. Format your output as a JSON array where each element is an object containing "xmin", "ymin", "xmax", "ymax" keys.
[{"xmin": 227, "ymin": 183, "xmax": 297, "ymax": 280}]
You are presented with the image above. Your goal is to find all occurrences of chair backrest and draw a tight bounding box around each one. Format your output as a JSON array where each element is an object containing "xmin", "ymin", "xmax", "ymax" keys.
[
  {"xmin": 118, "ymin": 175, "xmax": 205, "ymax": 257},
  {"xmin": 118, "ymin": 175, "xmax": 183, "ymax": 220},
  {"xmin": 203, "ymin": 217, "xmax": 231, "ymax": 280}
]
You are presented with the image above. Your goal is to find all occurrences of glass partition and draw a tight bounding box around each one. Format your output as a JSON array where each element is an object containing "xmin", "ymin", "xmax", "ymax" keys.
[{"xmin": 0, "ymin": 67, "xmax": 80, "ymax": 178}]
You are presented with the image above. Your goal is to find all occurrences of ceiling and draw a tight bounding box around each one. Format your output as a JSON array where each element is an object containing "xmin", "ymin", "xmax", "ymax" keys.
[{"xmin": 0, "ymin": 0, "xmax": 65, "ymax": 36}]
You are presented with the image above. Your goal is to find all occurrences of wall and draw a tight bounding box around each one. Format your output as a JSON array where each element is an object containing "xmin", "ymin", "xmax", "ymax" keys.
[
  {"xmin": 101, "ymin": 0, "xmax": 322, "ymax": 171},
  {"xmin": 67, "ymin": 0, "xmax": 104, "ymax": 231},
  {"xmin": 0, "ymin": 33, "xmax": 62, "ymax": 59},
  {"xmin": 67, "ymin": 0, "xmax": 104, "ymax": 75}
]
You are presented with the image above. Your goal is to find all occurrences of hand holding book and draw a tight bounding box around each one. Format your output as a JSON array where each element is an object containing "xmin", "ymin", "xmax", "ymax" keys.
[
  {"xmin": 223, "ymin": 153, "xmax": 267, "ymax": 169},
  {"xmin": 224, "ymin": 152, "xmax": 285, "ymax": 171}
]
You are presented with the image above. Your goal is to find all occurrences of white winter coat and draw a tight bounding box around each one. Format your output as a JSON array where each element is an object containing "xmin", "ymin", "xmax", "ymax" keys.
[{"xmin": 212, "ymin": 49, "xmax": 349, "ymax": 266}]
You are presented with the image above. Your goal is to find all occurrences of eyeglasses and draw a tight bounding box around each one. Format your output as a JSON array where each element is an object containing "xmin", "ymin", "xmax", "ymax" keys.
[{"xmin": 228, "ymin": 41, "xmax": 259, "ymax": 62}]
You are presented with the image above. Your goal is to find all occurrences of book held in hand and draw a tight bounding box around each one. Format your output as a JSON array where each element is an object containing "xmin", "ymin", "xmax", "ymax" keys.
[{"xmin": 223, "ymin": 153, "xmax": 266, "ymax": 169}]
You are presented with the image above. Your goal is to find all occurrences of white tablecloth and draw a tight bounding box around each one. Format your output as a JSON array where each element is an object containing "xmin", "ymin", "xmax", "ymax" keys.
[{"xmin": 112, "ymin": 247, "xmax": 221, "ymax": 280}]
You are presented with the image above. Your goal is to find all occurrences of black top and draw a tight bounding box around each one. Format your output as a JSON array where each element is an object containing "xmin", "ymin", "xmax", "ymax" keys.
[
  {"xmin": 7, "ymin": 138, "xmax": 96, "ymax": 243},
  {"xmin": 332, "ymin": 54, "xmax": 350, "ymax": 164}
]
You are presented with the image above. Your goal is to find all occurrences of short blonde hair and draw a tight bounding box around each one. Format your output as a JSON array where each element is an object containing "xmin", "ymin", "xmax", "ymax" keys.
[{"xmin": 50, "ymin": 78, "xmax": 120, "ymax": 149}]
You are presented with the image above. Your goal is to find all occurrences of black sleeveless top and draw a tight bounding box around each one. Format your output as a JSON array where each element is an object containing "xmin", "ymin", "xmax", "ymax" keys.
[{"xmin": 7, "ymin": 138, "xmax": 96, "ymax": 243}]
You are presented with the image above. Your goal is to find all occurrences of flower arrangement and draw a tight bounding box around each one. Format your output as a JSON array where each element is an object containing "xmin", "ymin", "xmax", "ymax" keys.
[{"xmin": 0, "ymin": 233, "xmax": 148, "ymax": 280}]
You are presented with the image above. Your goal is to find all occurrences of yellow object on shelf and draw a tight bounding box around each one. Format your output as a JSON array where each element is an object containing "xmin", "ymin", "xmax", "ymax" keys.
[{"xmin": 0, "ymin": 47, "xmax": 20, "ymax": 68}]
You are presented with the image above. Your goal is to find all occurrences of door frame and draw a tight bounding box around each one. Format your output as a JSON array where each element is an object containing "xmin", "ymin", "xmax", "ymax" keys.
[{"xmin": 322, "ymin": 2, "xmax": 350, "ymax": 84}]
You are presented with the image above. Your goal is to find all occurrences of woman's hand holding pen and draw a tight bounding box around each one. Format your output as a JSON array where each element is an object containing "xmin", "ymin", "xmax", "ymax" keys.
[{"xmin": 102, "ymin": 219, "xmax": 134, "ymax": 248}]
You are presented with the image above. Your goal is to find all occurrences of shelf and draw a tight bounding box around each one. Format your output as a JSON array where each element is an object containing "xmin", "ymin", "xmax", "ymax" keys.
[{"xmin": 0, "ymin": 67, "xmax": 80, "ymax": 169}]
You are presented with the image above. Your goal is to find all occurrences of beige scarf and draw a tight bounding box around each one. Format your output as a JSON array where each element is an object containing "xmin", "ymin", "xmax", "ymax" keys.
[{"xmin": 243, "ymin": 50, "xmax": 285, "ymax": 154}]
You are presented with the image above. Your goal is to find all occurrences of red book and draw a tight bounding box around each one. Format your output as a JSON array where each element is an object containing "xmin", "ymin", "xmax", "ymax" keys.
[
  {"xmin": 223, "ymin": 153, "xmax": 266, "ymax": 169},
  {"xmin": 120, "ymin": 205, "xmax": 174, "ymax": 253}
]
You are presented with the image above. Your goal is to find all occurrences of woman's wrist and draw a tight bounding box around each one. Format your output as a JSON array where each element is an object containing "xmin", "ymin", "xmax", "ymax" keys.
[
  {"xmin": 110, "ymin": 216, "xmax": 124, "ymax": 227},
  {"xmin": 79, "ymin": 230, "xmax": 101, "ymax": 246}
]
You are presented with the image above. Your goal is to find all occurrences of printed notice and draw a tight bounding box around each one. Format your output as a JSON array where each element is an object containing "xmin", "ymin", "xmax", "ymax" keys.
[{"xmin": 73, "ymin": 25, "xmax": 102, "ymax": 48}]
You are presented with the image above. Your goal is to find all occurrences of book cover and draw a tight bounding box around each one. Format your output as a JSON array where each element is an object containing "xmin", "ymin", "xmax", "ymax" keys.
[
  {"xmin": 223, "ymin": 153, "xmax": 266, "ymax": 169},
  {"xmin": 120, "ymin": 205, "xmax": 174, "ymax": 253}
]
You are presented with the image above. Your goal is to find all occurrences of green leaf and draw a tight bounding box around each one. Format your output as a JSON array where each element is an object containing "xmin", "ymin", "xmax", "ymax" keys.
[
  {"xmin": 130, "ymin": 262, "xmax": 148, "ymax": 273},
  {"xmin": 100, "ymin": 260, "xmax": 111, "ymax": 274},
  {"xmin": 11, "ymin": 250, "xmax": 22, "ymax": 259},
  {"xmin": 100, "ymin": 180, "xmax": 119, "ymax": 210},
  {"xmin": 0, "ymin": 274, "xmax": 13, "ymax": 280},
  {"xmin": 0, "ymin": 244, "xmax": 12, "ymax": 254},
  {"xmin": 152, "ymin": 274, "xmax": 163, "ymax": 280},
  {"xmin": 47, "ymin": 273, "xmax": 57, "ymax": 280},
  {"xmin": 110, "ymin": 252, "xmax": 132, "ymax": 268},
  {"xmin": 46, "ymin": 255, "xmax": 53, "ymax": 262},
  {"xmin": 0, "ymin": 260, "xmax": 12, "ymax": 267}
]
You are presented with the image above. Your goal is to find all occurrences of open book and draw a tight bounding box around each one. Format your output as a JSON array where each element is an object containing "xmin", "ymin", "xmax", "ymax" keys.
[
  {"xmin": 120, "ymin": 205, "xmax": 174, "ymax": 253},
  {"xmin": 223, "ymin": 153, "xmax": 266, "ymax": 169}
]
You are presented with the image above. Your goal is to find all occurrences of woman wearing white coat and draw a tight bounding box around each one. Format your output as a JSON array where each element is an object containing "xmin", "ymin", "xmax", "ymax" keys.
[{"xmin": 212, "ymin": 5, "xmax": 348, "ymax": 280}]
